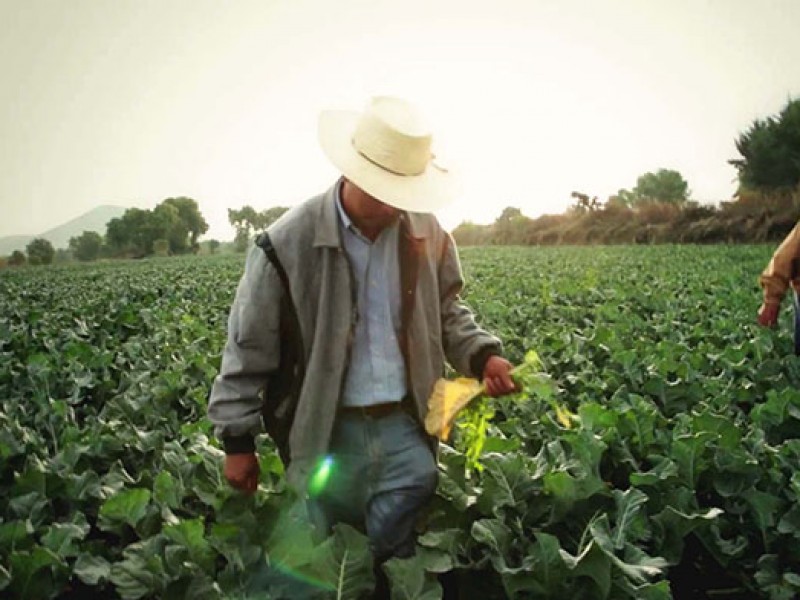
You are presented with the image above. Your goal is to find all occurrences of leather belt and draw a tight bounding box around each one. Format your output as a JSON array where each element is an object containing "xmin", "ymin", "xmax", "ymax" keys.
[{"xmin": 338, "ymin": 402, "xmax": 403, "ymax": 419}]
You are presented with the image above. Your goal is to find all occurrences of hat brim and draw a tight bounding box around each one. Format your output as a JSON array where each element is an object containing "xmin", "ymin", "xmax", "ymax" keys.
[{"xmin": 318, "ymin": 110, "xmax": 455, "ymax": 213}]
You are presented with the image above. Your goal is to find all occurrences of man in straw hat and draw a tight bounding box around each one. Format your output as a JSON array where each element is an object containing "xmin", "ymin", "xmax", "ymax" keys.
[{"xmin": 208, "ymin": 96, "xmax": 515, "ymax": 594}]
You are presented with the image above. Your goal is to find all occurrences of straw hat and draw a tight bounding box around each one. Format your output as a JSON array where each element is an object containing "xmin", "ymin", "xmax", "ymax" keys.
[{"xmin": 318, "ymin": 96, "xmax": 454, "ymax": 212}]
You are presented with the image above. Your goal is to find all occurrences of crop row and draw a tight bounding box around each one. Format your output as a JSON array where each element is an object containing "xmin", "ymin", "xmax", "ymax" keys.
[{"xmin": 1, "ymin": 246, "xmax": 798, "ymax": 599}]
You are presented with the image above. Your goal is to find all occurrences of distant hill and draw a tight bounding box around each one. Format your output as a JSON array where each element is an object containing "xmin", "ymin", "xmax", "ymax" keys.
[{"xmin": 0, "ymin": 205, "xmax": 128, "ymax": 256}]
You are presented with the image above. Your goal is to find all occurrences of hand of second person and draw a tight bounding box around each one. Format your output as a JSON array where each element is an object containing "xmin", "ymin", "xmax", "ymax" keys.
[
  {"xmin": 482, "ymin": 355, "xmax": 517, "ymax": 397},
  {"xmin": 757, "ymin": 302, "xmax": 780, "ymax": 327}
]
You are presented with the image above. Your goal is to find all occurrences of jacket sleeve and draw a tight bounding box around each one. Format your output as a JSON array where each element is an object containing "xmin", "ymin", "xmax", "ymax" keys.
[
  {"xmin": 437, "ymin": 232, "xmax": 503, "ymax": 378},
  {"xmin": 208, "ymin": 244, "xmax": 282, "ymax": 453},
  {"xmin": 760, "ymin": 222, "xmax": 800, "ymax": 305}
]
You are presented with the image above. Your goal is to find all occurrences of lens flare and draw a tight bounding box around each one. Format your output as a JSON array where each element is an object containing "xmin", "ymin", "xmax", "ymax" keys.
[
  {"xmin": 308, "ymin": 455, "xmax": 334, "ymax": 497},
  {"xmin": 258, "ymin": 500, "xmax": 335, "ymax": 595}
]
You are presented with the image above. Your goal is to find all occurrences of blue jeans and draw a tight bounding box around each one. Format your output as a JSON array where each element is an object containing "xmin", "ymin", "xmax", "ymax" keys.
[{"xmin": 308, "ymin": 409, "xmax": 438, "ymax": 561}]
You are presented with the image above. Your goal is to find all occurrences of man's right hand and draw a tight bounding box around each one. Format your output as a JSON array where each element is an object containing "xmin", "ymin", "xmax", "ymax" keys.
[
  {"xmin": 224, "ymin": 453, "xmax": 259, "ymax": 494},
  {"xmin": 757, "ymin": 302, "xmax": 780, "ymax": 327}
]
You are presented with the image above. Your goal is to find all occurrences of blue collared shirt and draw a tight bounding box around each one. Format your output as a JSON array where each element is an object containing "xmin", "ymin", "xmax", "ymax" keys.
[{"xmin": 335, "ymin": 184, "xmax": 408, "ymax": 406}]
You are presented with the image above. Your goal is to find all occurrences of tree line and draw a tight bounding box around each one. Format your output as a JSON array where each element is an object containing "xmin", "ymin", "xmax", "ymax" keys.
[
  {"xmin": 5, "ymin": 197, "xmax": 211, "ymax": 266},
  {"xmin": 453, "ymin": 97, "xmax": 800, "ymax": 246},
  {"xmin": 3, "ymin": 97, "xmax": 798, "ymax": 265},
  {"xmin": 3, "ymin": 198, "xmax": 291, "ymax": 267}
]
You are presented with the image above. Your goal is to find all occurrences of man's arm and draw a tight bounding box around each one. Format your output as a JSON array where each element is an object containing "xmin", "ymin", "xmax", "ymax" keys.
[
  {"xmin": 208, "ymin": 245, "xmax": 283, "ymax": 489},
  {"xmin": 437, "ymin": 233, "xmax": 513, "ymax": 394},
  {"xmin": 759, "ymin": 222, "xmax": 800, "ymax": 326}
]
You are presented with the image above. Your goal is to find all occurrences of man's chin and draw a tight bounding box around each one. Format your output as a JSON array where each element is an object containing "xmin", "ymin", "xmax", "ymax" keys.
[{"xmin": 369, "ymin": 215, "xmax": 399, "ymax": 229}]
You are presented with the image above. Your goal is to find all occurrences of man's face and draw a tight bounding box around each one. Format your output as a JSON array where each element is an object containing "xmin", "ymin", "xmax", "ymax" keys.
[{"xmin": 341, "ymin": 179, "xmax": 400, "ymax": 235}]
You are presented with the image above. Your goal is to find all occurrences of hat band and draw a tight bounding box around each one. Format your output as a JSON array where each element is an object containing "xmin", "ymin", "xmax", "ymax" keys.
[
  {"xmin": 353, "ymin": 138, "xmax": 421, "ymax": 177},
  {"xmin": 351, "ymin": 109, "xmax": 431, "ymax": 176}
]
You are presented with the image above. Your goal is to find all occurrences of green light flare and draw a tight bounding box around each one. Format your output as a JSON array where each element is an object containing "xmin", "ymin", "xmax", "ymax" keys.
[{"xmin": 308, "ymin": 455, "xmax": 334, "ymax": 497}]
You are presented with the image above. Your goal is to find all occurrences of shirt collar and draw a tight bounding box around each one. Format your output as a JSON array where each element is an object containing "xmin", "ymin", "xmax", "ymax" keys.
[
  {"xmin": 330, "ymin": 177, "xmax": 427, "ymax": 242},
  {"xmin": 334, "ymin": 178, "xmax": 396, "ymax": 244},
  {"xmin": 333, "ymin": 178, "xmax": 354, "ymax": 231}
]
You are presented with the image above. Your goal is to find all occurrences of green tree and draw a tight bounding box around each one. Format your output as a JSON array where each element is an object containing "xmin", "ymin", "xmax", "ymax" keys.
[
  {"xmin": 632, "ymin": 169, "xmax": 690, "ymax": 204},
  {"xmin": 232, "ymin": 230, "xmax": 249, "ymax": 253},
  {"xmin": 26, "ymin": 238, "xmax": 55, "ymax": 265},
  {"xmin": 228, "ymin": 205, "xmax": 290, "ymax": 252},
  {"xmin": 492, "ymin": 206, "xmax": 532, "ymax": 244},
  {"xmin": 152, "ymin": 238, "xmax": 170, "ymax": 256},
  {"xmin": 608, "ymin": 188, "xmax": 637, "ymax": 208},
  {"xmin": 162, "ymin": 197, "xmax": 208, "ymax": 252},
  {"xmin": 105, "ymin": 200, "xmax": 209, "ymax": 257},
  {"xmin": 105, "ymin": 208, "xmax": 157, "ymax": 257},
  {"xmin": 730, "ymin": 98, "xmax": 800, "ymax": 191},
  {"xmin": 616, "ymin": 169, "xmax": 691, "ymax": 206},
  {"xmin": 207, "ymin": 239, "xmax": 221, "ymax": 254},
  {"xmin": 256, "ymin": 206, "xmax": 290, "ymax": 230},
  {"xmin": 8, "ymin": 250, "xmax": 26, "ymax": 266},
  {"xmin": 152, "ymin": 203, "xmax": 183, "ymax": 253},
  {"xmin": 228, "ymin": 205, "xmax": 258, "ymax": 252},
  {"xmin": 452, "ymin": 221, "xmax": 490, "ymax": 246},
  {"xmin": 106, "ymin": 216, "xmax": 131, "ymax": 256},
  {"xmin": 54, "ymin": 248, "xmax": 72, "ymax": 263},
  {"xmin": 126, "ymin": 208, "xmax": 156, "ymax": 256},
  {"xmin": 69, "ymin": 231, "xmax": 104, "ymax": 262}
]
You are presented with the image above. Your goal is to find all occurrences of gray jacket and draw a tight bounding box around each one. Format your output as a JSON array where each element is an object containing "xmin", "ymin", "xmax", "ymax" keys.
[{"xmin": 208, "ymin": 184, "xmax": 501, "ymax": 489}]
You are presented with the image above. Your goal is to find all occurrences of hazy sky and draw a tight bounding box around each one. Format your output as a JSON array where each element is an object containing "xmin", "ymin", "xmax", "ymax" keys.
[{"xmin": 2, "ymin": 0, "xmax": 799, "ymax": 240}]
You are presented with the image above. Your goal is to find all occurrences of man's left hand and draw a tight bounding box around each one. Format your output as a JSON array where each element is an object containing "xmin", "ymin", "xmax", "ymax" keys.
[
  {"xmin": 757, "ymin": 302, "xmax": 780, "ymax": 327},
  {"xmin": 482, "ymin": 356, "xmax": 516, "ymax": 397}
]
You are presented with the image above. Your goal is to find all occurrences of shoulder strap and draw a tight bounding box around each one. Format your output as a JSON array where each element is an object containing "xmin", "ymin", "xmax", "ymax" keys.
[
  {"xmin": 256, "ymin": 232, "xmax": 291, "ymax": 296},
  {"xmin": 253, "ymin": 231, "xmax": 304, "ymax": 466}
]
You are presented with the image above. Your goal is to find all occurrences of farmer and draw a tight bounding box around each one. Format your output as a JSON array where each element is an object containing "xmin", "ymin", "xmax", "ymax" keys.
[
  {"xmin": 208, "ymin": 96, "xmax": 515, "ymax": 593},
  {"xmin": 758, "ymin": 221, "xmax": 800, "ymax": 325},
  {"xmin": 757, "ymin": 220, "xmax": 800, "ymax": 355}
]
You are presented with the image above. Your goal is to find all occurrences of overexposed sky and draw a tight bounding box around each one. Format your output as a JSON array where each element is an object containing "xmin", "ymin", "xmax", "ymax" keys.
[{"xmin": 1, "ymin": 0, "xmax": 799, "ymax": 240}]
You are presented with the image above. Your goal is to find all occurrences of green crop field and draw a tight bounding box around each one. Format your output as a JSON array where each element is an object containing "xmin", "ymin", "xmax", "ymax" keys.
[{"xmin": 2, "ymin": 245, "xmax": 799, "ymax": 599}]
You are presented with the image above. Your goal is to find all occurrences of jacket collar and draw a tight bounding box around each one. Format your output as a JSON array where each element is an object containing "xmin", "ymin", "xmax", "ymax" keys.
[
  {"xmin": 313, "ymin": 183, "xmax": 341, "ymax": 248},
  {"xmin": 399, "ymin": 211, "xmax": 428, "ymax": 242},
  {"xmin": 313, "ymin": 179, "xmax": 428, "ymax": 248}
]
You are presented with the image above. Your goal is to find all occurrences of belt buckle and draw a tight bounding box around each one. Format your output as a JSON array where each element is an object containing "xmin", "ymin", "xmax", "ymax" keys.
[
  {"xmin": 365, "ymin": 403, "xmax": 385, "ymax": 418},
  {"xmin": 362, "ymin": 402, "xmax": 396, "ymax": 418},
  {"xmin": 340, "ymin": 401, "xmax": 401, "ymax": 419}
]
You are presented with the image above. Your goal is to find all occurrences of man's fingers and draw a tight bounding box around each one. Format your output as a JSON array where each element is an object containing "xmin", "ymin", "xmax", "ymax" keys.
[
  {"xmin": 492, "ymin": 378, "xmax": 504, "ymax": 396},
  {"xmin": 486, "ymin": 376, "xmax": 514, "ymax": 397},
  {"xmin": 226, "ymin": 472, "xmax": 247, "ymax": 487},
  {"xmin": 499, "ymin": 372, "xmax": 515, "ymax": 393},
  {"xmin": 482, "ymin": 356, "xmax": 517, "ymax": 397},
  {"xmin": 483, "ymin": 372, "xmax": 516, "ymax": 396},
  {"xmin": 225, "ymin": 471, "xmax": 257, "ymax": 493},
  {"xmin": 224, "ymin": 453, "xmax": 260, "ymax": 493},
  {"xmin": 758, "ymin": 303, "xmax": 779, "ymax": 327},
  {"xmin": 227, "ymin": 475, "xmax": 247, "ymax": 489}
]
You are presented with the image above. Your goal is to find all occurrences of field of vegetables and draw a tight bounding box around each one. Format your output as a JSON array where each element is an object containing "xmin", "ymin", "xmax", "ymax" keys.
[{"xmin": 2, "ymin": 244, "xmax": 800, "ymax": 600}]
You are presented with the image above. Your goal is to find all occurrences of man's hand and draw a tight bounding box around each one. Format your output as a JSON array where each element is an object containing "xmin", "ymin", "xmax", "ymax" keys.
[
  {"xmin": 758, "ymin": 302, "xmax": 780, "ymax": 327},
  {"xmin": 224, "ymin": 453, "xmax": 259, "ymax": 494},
  {"xmin": 482, "ymin": 355, "xmax": 516, "ymax": 397}
]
